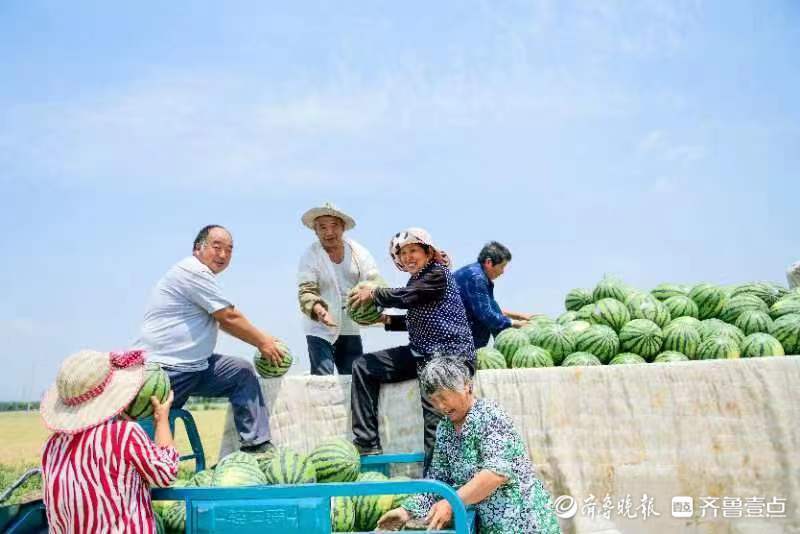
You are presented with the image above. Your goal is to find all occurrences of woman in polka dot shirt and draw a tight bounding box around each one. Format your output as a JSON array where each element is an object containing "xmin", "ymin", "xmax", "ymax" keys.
[{"xmin": 348, "ymin": 227, "xmax": 475, "ymax": 470}]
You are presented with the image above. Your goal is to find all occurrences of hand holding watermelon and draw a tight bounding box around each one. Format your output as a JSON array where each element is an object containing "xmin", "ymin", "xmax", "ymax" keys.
[{"xmin": 376, "ymin": 507, "xmax": 411, "ymax": 530}]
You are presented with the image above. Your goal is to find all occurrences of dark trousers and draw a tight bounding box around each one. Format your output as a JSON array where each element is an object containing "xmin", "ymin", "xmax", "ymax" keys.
[
  {"xmin": 350, "ymin": 346, "xmax": 474, "ymax": 472},
  {"xmin": 307, "ymin": 334, "xmax": 363, "ymax": 375},
  {"xmin": 165, "ymin": 353, "xmax": 270, "ymax": 448}
]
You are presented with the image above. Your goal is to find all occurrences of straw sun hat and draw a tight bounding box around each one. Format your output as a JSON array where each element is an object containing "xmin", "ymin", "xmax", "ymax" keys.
[
  {"xmin": 301, "ymin": 202, "xmax": 356, "ymax": 231},
  {"xmin": 40, "ymin": 349, "xmax": 146, "ymax": 434}
]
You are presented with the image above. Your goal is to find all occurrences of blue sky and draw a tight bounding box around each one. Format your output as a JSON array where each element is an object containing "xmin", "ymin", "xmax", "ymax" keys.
[{"xmin": 1, "ymin": 1, "xmax": 798, "ymax": 400}]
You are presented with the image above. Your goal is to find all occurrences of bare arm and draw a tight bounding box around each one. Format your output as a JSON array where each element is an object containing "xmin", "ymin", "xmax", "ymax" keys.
[
  {"xmin": 213, "ymin": 306, "xmax": 282, "ymax": 363},
  {"xmin": 502, "ymin": 310, "xmax": 542, "ymax": 321},
  {"xmin": 151, "ymin": 391, "xmax": 175, "ymax": 449}
]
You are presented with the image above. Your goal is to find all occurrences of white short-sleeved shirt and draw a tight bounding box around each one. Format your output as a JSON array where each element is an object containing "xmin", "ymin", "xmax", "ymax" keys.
[
  {"xmin": 331, "ymin": 245, "xmax": 360, "ymax": 337},
  {"xmin": 135, "ymin": 256, "xmax": 232, "ymax": 371}
]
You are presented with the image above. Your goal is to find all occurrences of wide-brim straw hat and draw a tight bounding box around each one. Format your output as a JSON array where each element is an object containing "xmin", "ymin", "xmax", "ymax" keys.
[
  {"xmin": 301, "ymin": 202, "xmax": 356, "ymax": 231},
  {"xmin": 389, "ymin": 227, "xmax": 452, "ymax": 272},
  {"xmin": 40, "ymin": 349, "xmax": 146, "ymax": 434}
]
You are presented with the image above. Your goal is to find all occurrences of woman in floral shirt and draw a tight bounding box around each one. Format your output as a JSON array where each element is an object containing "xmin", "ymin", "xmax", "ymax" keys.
[{"xmin": 377, "ymin": 357, "xmax": 561, "ymax": 534}]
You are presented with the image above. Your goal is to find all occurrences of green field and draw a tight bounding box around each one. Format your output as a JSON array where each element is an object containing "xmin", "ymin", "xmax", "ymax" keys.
[{"xmin": 0, "ymin": 408, "xmax": 229, "ymax": 500}]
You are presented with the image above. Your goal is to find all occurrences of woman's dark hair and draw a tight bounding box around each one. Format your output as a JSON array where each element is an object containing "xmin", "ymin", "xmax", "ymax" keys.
[
  {"xmin": 193, "ymin": 225, "xmax": 227, "ymax": 251},
  {"xmin": 477, "ymin": 241, "xmax": 512, "ymax": 266}
]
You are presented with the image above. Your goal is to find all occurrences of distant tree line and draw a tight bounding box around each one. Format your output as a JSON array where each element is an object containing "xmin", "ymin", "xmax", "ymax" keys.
[
  {"xmin": 0, "ymin": 401, "xmax": 41, "ymax": 412},
  {"xmin": 0, "ymin": 397, "xmax": 226, "ymax": 413}
]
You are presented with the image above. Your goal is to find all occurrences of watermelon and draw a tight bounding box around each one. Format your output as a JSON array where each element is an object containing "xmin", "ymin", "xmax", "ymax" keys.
[
  {"xmin": 476, "ymin": 347, "xmax": 507, "ymax": 370},
  {"xmin": 353, "ymin": 472, "xmax": 395, "ymax": 531},
  {"xmin": 530, "ymin": 324, "xmax": 575, "ymax": 365},
  {"xmin": 654, "ymin": 351, "xmax": 690, "ymax": 363},
  {"xmin": 715, "ymin": 324, "xmax": 746, "ymax": 346},
  {"xmin": 262, "ymin": 448, "xmax": 317, "ymax": 485},
  {"xmin": 609, "ymin": 353, "xmax": 646, "ymax": 365},
  {"xmin": 593, "ymin": 278, "xmax": 628, "ymax": 302},
  {"xmin": 699, "ymin": 318, "xmax": 728, "ymax": 340},
  {"xmin": 252, "ymin": 339, "xmax": 293, "ymax": 378},
  {"xmin": 619, "ymin": 319, "xmax": 663, "ymax": 361},
  {"xmin": 575, "ymin": 325, "xmax": 620, "ymax": 364},
  {"xmin": 347, "ymin": 280, "xmax": 386, "ymax": 325},
  {"xmin": 662, "ymin": 323, "xmax": 701, "ymax": 359},
  {"xmin": 528, "ymin": 316, "xmax": 556, "ymax": 328},
  {"xmin": 575, "ymin": 303, "xmax": 597, "ymax": 323},
  {"xmin": 125, "ymin": 363, "xmax": 171, "ymax": 419},
  {"xmin": 561, "ymin": 352, "xmax": 602, "ymax": 366},
  {"xmin": 212, "ymin": 451, "xmax": 267, "ymax": 486},
  {"xmin": 154, "ymin": 512, "xmax": 165, "ymax": 534},
  {"xmin": 511, "ymin": 345, "xmax": 554, "ymax": 368},
  {"xmin": 493, "ymin": 328, "xmax": 530, "ymax": 366},
  {"xmin": 650, "ymin": 283, "xmax": 690, "ymax": 301},
  {"xmin": 770, "ymin": 296, "xmax": 800, "ymax": 319},
  {"xmin": 590, "ymin": 298, "xmax": 631, "ymax": 332},
  {"xmin": 162, "ymin": 501, "xmax": 186, "ymax": 534},
  {"xmin": 731, "ymin": 282, "xmax": 785, "ymax": 307},
  {"xmin": 740, "ymin": 333, "xmax": 784, "ymax": 358},
  {"xmin": 557, "ymin": 311, "xmax": 578, "ymax": 324},
  {"xmin": 696, "ymin": 336, "xmax": 741, "ymax": 360},
  {"xmin": 718, "ymin": 294, "xmax": 769, "ymax": 324},
  {"xmin": 253, "ymin": 448, "xmax": 279, "ymax": 474},
  {"xmin": 564, "ymin": 320, "xmax": 592, "ymax": 336},
  {"xmin": 331, "ymin": 496, "xmax": 357, "ymax": 532},
  {"xmin": 189, "ymin": 469, "xmax": 214, "ymax": 487},
  {"xmin": 565, "ymin": 288, "xmax": 594, "ymax": 311},
  {"xmin": 734, "ymin": 310, "xmax": 773, "ymax": 336},
  {"xmin": 309, "ymin": 437, "xmax": 360, "ymax": 483},
  {"xmin": 689, "ymin": 284, "xmax": 728, "ymax": 320},
  {"xmin": 663, "ymin": 295, "xmax": 699, "ymax": 319},
  {"xmin": 668, "ymin": 316, "xmax": 703, "ymax": 332},
  {"xmin": 770, "ymin": 314, "xmax": 800, "ymax": 354},
  {"xmin": 627, "ymin": 294, "xmax": 671, "ymax": 328}
]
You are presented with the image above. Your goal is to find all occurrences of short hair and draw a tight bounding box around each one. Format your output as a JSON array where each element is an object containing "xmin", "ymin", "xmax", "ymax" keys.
[
  {"xmin": 192, "ymin": 225, "xmax": 228, "ymax": 251},
  {"xmin": 477, "ymin": 241, "xmax": 512, "ymax": 266},
  {"xmin": 419, "ymin": 357, "xmax": 472, "ymax": 396}
]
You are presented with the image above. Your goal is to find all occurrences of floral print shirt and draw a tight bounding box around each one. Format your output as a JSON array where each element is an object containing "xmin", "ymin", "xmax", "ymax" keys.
[{"xmin": 403, "ymin": 398, "xmax": 561, "ymax": 534}]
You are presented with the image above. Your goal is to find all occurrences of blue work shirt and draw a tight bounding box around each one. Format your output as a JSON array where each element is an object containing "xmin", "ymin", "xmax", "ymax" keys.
[{"xmin": 453, "ymin": 262, "xmax": 512, "ymax": 348}]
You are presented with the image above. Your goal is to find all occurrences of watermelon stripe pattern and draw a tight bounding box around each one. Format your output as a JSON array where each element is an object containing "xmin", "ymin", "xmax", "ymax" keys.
[
  {"xmin": 125, "ymin": 363, "xmax": 171, "ymax": 419},
  {"xmin": 663, "ymin": 295, "xmax": 699, "ymax": 319},
  {"xmin": 740, "ymin": 333, "xmax": 784, "ymax": 358},
  {"xmin": 718, "ymin": 294, "xmax": 769, "ymax": 324},
  {"xmin": 650, "ymin": 283, "xmax": 690, "ymax": 301},
  {"xmin": 590, "ymin": 298, "xmax": 631, "ymax": 332},
  {"xmin": 510, "ymin": 345, "xmax": 554, "ymax": 368},
  {"xmin": 212, "ymin": 451, "xmax": 267, "ymax": 487},
  {"xmin": 575, "ymin": 325, "xmax": 619, "ymax": 364},
  {"xmin": 263, "ymin": 448, "xmax": 317, "ymax": 485},
  {"xmin": 609, "ymin": 353, "xmax": 646, "ymax": 365},
  {"xmin": 662, "ymin": 324, "xmax": 701, "ymax": 360},
  {"xmin": 770, "ymin": 296, "xmax": 800, "ymax": 319},
  {"xmin": 565, "ymin": 288, "xmax": 594, "ymax": 311},
  {"xmin": 770, "ymin": 314, "xmax": 800, "ymax": 354},
  {"xmin": 348, "ymin": 280, "xmax": 387, "ymax": 325},
  {"xmin": 561, "ymin": 352, "xmax": 602, "ymax": 366},
  {"xmin": 331, "ymin": 496, "xmax": 356, "ymax": 532},
  {"xmin": 689, "ymin": 284, "xmax": 728, "ymax": 320},
  {"xmin": 593, "ymin": 279, "xmax": 628, "ymax": 302},
  {"xmin": 734, "ymin": 310, "xmax": 773, "ymax": 336},
  {"xmin": 493, "ymin": 328, "xmax": 530, "ymax": 366},
  {"xmin": 619, "ymin": 319, "xmax": 663, "ymax": 361},
  {"xmin": 309, "ymin": 438, "xmax": 360, "ymax": 483},
  {"xmin": 253, "ymin": 339, "xmax": 293, "ymax": 378},
  {"xmin": 654, "ymin": 351, "xmax": 689, "ymax": 363},
  {"xmin": 476, "ymin": 347, "xmax": 507, "ymax": 370},
  {"xmin": 530, "ymin": 324, "xmax": 575, "ymax": 365},
  {"xmin": 697, "ymin": 336, "xmax": 740, "ymax": 360}
]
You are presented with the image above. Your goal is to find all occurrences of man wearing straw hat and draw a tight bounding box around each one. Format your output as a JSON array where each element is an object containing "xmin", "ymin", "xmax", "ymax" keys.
[
  {"xmin": 298, "ymin": 202, "xmax": 383, "ymax": 375},
  {"xmin": 135, "ymin": 224, "xmax": 282, "ymax": 454},
  {"xmin": 40, "ymin": 349, "xmax": 179, "ymax": 532}
]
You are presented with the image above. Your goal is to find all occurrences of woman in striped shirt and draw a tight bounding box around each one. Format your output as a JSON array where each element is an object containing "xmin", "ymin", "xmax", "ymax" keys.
[{"xmin": 40, "ymin": 349, "xmax": 179, "ymax": 533}]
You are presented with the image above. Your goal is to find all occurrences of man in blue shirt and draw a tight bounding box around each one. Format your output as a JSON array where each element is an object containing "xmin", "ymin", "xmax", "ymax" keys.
[{"xmin": 454, "ymin": 241, "xmax": 535, "ymax": 348}]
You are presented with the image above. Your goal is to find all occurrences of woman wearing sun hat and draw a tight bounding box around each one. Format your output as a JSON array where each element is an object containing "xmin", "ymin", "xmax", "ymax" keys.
[
  {"xmin": 40, "ymin": 349, "xmax": 179, "ymax": 533},
  {"xmin": 297, "ymin": 202, "xmax": 383, "ymax": 375},
  {"xmin": 347, "ymin": 227, "xmax": 475, "ymax": 469}
]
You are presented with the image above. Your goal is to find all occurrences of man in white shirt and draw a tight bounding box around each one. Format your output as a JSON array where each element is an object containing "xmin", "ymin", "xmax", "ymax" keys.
[
  {"xmin": 297, "ymin": 203, "xmax": 382, "ymax": 375},
  {"xmin": 136, "ymin": 225, "xmax": 282, "ymax": 453}
]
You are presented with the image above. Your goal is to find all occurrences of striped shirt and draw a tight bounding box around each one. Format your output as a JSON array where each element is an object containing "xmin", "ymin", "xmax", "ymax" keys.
[{"xmin": 42, "ymin": 419, "xmax": 179, "ymax": 534}]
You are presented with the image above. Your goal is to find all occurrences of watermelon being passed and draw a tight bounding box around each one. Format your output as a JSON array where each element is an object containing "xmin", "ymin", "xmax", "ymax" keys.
[
  {"xmin": 125, "ymin": 363, "xmax": 171, "ymax": 419},
  {"xmin": 253, "ymin": 339, "xmax": 293, "ymax": 378},
  {"xmin": 347, "ymin": 280, "xmax": 387, "ymax": 325}
]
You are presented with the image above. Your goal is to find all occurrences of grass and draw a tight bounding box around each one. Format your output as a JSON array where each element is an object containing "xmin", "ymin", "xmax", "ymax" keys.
[{"xmin": 0, "ymin": 408, "xmax": 229, "ymax": 502}]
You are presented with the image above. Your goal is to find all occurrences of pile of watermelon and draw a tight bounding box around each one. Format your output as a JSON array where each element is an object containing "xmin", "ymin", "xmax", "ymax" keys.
[
  {"xmin": 477, "ymin": 278, "xmax": 800, "ymax": 371},
  {"xmin": 153, "ymin": 437, "xmax": 416, "ymax": 533}
]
